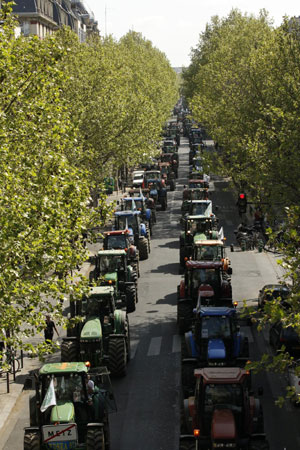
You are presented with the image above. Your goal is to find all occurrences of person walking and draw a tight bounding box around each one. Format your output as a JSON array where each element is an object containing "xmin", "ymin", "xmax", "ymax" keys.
[{"xmin": 44, "ymin": 315, "xmax": 59, "ymax": 342}]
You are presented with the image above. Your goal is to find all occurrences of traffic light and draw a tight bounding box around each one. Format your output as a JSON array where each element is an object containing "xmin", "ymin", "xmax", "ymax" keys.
[{"xmin": 237, "ymin": 193, "xmax": 247, "ymax": 214}]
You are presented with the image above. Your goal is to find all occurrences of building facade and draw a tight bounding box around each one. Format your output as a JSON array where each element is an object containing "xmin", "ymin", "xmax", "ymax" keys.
[{"xmin": 10, "ymin": 0, "xmax": 99, "ymax": 42}]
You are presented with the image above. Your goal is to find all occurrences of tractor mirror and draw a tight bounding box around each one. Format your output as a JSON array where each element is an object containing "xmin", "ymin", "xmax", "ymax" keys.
[{"xmin": 227, "ymin": 267, "xmax": 233, "ymax": 275}]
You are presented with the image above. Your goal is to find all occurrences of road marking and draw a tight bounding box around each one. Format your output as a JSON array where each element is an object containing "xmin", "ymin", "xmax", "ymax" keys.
[
  {"xmin": 130, "ymin": 339, "xmax": 139, "ymax": 360},
  {"xmin": 172, "ymin": 334, "xmax": 181, "ymax": 353},
  {"xmin": 147, "ymin": 336, "xmax": 162, "ymax": 356}
]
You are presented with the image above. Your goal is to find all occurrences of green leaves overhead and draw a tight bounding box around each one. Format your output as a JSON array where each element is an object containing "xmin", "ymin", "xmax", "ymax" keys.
[{"xmin": 0, "ymin": 3, "xmax": 178, "ymax": 356}]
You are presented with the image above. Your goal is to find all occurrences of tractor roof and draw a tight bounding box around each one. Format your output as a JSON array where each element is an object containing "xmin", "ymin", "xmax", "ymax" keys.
[
  {"xmin": 145, "ymin": 170, "xmax": 160, "ymax": 174},
  {"xmin": 194, "ymin": 240, "xmax": 224, "ymax": 246},
  {"xmin": 195, "ymin": 367, "xmax": 247, "ymax": 383},
  {"xmin": 186, "ymin": 260, "xmax": 223, "ymax": 270},
  {"xmin": 105, "ymin": 230, "xmax": 129, "ymax": 236},
  {"xmin": 114, "ymin": 210, "xmax": 141, "ymax": 217},
  {"xmin": 123, "ymin": 196, "xmax": 144, "ymax": 201},
  {"xmin": 40, "ymin": 362, "xmax": 88, "ymax": 375},
  {"xmin": 187, "ymin": 215, "xmax": 213, "ymax": 221},
  {"xmin": 199, "ymin": 307, "xmax": 236, "ymax": 317},
  {"xmin": 89, "ymin": 286, "xmax": 114, "ymax": 295},
  {"xmin": 97, "ymin": 249, "xmax": 126, "ymax": 256}
]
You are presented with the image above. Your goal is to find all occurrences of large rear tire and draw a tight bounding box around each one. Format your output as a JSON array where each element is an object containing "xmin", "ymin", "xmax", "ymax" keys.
[
  {"xmin": 125, "ymin": 284, "xmax": 136, "ymax": 313},
  {"xmin": 61, "ymin": 340, "xmax": 79, "ymax": 362},
  {"xmin": 108, "ymin": 338, "xmax": 127, "ymax": 377},
  {"xmin": 125, "ymin": 316, "xmax": 131, "ymax": 362},
  {"xmin": 24, "ymin": 432, "xmax": 40, "ymax": 450},
  {"xmin": 139, "ymin": 237, "xmax": 149, "ymax": 260},
  {"xmin": 86, "ymin": 427, "xmax": 105, "ymax": 450}
]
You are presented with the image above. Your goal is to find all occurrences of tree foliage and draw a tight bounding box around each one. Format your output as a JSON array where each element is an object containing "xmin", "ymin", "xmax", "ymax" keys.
[
  {"xmin": 182, "ymin": 8, "xmax": 300, "ymax": 403},
  {"xmin": 0, "ymin": 2, "xmax": 178, "ymax": 357}
]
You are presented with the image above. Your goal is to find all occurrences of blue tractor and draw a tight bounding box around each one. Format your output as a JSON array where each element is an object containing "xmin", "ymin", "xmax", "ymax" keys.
[
  {"xmin": 181, "ymin": 306, "xmax": 249, "ymax": 396},
  {"xmin": 114, "ymin": 210, "xmax": 150, "ymax": 260},
  {"xmin": 119, "ymin": 196, "xmax": 154, "ymax": 236}
]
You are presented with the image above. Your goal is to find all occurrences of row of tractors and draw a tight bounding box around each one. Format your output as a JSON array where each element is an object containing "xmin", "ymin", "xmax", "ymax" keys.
[
  {"xmin": 23, "ymin": 120, "xmax": 181, "ymax": 450},
  {"xmin": 175, "ymin": 107, "xmax": 270, "ymax": 450}
]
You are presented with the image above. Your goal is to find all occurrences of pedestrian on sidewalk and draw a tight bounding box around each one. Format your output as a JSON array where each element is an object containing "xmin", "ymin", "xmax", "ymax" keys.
[{"xmin": 44, "ymin": 315, "xmax": 59, "ymax": 342}]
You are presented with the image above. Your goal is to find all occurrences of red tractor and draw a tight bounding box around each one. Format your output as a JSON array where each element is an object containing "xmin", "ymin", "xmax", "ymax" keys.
[
  {"xmin": 180, "ymin": 367, "xmax": 269, "ymax": 450},
  {"xmin": 177, "ymin": 261, "xmax": 232, "ymax": 334}
]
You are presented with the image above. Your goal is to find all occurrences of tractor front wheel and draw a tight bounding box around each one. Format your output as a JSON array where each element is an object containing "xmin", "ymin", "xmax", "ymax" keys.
[
  {"xmin": 24, "ymin": 432, "xmax": 40, "ymax": 450},
  {"xmin": 86, "ymin": 427, "xmax": 105, "ymax": 450}
]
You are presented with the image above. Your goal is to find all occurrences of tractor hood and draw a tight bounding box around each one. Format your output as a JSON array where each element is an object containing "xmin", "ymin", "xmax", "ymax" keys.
[
  {"xmin": 50, "ymin": 401, "xmax": 75, "ymax": 424},
  {"xmin": 80, "ymin": 318, "xmax": 102, "ymax": 340},
  {"xmin": 207, "ymin": 339, "xmax": 226, "ymax": 360},
  {"xmin": 104, "ymin": 272, "xmax": 118, "ymax": 283},
  {"xmin": 211, "ymin": 408, "xmax": 236, "ymax": 441}
]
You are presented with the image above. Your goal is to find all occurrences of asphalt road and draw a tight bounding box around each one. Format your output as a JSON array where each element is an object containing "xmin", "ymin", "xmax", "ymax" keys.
[{"xmin": 2, "ymin": 138, "xmax": 300, "ymax": 450}]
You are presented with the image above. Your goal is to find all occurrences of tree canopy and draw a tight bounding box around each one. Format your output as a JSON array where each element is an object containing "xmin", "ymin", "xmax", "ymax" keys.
[{"xmin": 0, "ymin": 2, "xmax": 178, "ymax": 357}]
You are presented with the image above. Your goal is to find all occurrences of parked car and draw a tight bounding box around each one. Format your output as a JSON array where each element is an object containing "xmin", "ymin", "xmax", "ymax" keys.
[
  {"xmin": 258, "ymin": 284, "xmax": 290, "ymax": 309},
  {"xmin": 269, "ymin": 321, "xmax": 300, "ymax": 356}
]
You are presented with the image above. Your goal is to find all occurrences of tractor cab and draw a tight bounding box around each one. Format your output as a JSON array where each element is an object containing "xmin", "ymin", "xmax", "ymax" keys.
[
  {"xmin": 104, "ymin": 229, "xmax": 133, "ymax": 251},
  {"xmin": 114, "ymin": 210, "xmax": 144, "ymax": 242},
  {"xmin": 193, "ymin": 239, "xmax": 226, "ymax": 261},
  {"xmin": 94, "ymin": 249, "xmax": 130, "ymax": 285}
]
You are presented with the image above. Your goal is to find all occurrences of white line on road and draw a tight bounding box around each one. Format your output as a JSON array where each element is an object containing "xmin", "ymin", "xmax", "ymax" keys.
[
  {"xmin": 147, "ymin": 336, "xmax": 162, "ymax": 356},
  {"xmin": 130, "ymin": 339, "xmax": 139, "ymax": 360},
  {"xmin": 172, "ymin": 334, "xmax": 181, "ymax": 353}
]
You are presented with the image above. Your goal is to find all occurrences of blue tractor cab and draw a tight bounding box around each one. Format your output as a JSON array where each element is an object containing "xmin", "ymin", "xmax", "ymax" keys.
[{"xmin": 181, "ymin": 306, "xmax": 249, "ymax": 396}]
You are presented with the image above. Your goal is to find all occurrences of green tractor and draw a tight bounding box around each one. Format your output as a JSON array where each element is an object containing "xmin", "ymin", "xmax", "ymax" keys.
[
  {"xmin": 179, "ymin": 215, "xmax": 219, "ymax": 270},
  {"xmin": 61, "ymin": 286, "xmax": 130, "ymax": 377},
  {"xmin": 91, "ymin": 249, "xmax": 138, "ymax": 313},
  {"xmin": 24, "ymin": 362, "xmax": 116, "ymax": 450}
]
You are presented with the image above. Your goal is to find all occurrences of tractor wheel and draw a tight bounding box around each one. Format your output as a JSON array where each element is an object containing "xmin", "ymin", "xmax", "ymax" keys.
[
  {"xmin": 86, "ymin": 427, "xmax": 105, "ymax": 450},
  {"xmin": 139, "ymin": 237, "xmax": 149, "ymax": 260},
  {"xmin": 108, "ymin": 337, "xmax": 127, "ymax": 377},
  {"xmin": 125, "ymin": 284, "xmax": 136, "ymax": 313},
  {"xmin": 177, "ymin": 303, "xmax": 193, "ymax": 334},
  {"xmin": 125, "ymin": 316, "xmax": 131, "ymax": 362},
  {"xmin": 61, "ymin": 340, "xmax": 79, "ymax": 362},
  {"xmin": 24, "ymin": 432, "xmax": 40, "ymax": 450}
]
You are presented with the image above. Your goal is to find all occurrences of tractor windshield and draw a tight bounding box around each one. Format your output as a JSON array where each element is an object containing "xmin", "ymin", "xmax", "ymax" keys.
[
  {"xmin": 83, "ymin": 295, "xmax": 112, "ymax": 317},
  {"xmin": 201, "ymin": 316, "xmax": 232, "ymax": 339},
  {"xmin": 117, "ymin": 215, "xmax": 137, "ymax": 231},
  {"xmin": 192, "ymin": 269, "xmax": 219, "ymax": 293},
  {"xmin": 203, "ymin": 383, "xmax": 243, "ymax": 414},
  {"xmin": 187, "ymin": 220, "xmax": 208, "ymax": 234},
  {"xmin": 191, "ymin": 202, "xmax": 210, "ymax": 216},
  {"xmin": 99, "ymin": 255, "xmax": 123, "ymax": 272},
  {"xmin": 195, "ymin": 245, "xmax": 223, "ymax": 261},
  {"xmin": 42, "ymin": 373, "xmax": 85, "ymax": 404},
  {"xmin": 106, "ymin": 235, "xmax": 127, "ymax": 250}
]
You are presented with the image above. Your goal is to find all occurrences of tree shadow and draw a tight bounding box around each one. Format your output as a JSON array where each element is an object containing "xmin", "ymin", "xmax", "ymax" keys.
[
  {"xmin": 156, "ymin": 292, "xmax": 177, "ymax": 306},
  {"xmin": 151, "ymin": 263, "xmax": 179, "ymax": 275},
  {"xmin": 158, "ymin": 240, "xmax": 179, "ymax": 249}
]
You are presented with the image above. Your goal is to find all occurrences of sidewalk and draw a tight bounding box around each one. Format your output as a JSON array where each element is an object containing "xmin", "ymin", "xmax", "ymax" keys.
[{"xmin": 0, "ymin": 187, "xmax": 129, "ymax": 444}]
